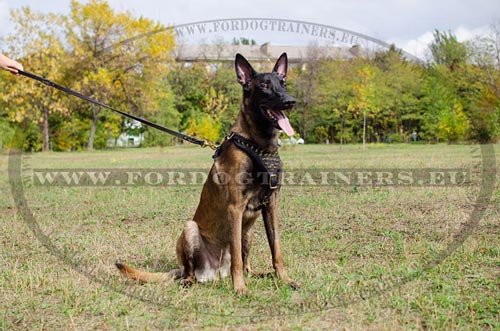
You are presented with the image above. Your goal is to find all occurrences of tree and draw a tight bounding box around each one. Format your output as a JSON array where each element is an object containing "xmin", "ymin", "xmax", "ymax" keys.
[
  {"xmin": 141, "ymin": 82, "xmax": 180, "ymax": 147},
  {"xmin": 351, "ymin": 65, "xmax": 376, "ymax": 149},
  {"xmin": 467, "ymin": 22, "xmax": 500, "ymax": 142},
  {"xmin": 288, "ymin": 45, "xmax": 325, "ymax": 141},
  {"xmin": 437, "ymin": 102, "xmax": 470, "ymax": 142},
  {"xmin": 2, "ymin": 7, "xmax": 69, "ymax": 151},
  {"xmin": 65, "ymin": 0, "xmax": 175, "ymax": 150},
  {"xmin": 168, "ymin": 62, "xmax": 209, "ymax": 128},
  {"xmin": 430, "ymin": 30, "xmax": 468, "ymax": 70},
  {"xmin": 314, "ymin": 59, "xmax": 358, "ymax": 144},
  {"xmin": 210, "ymin": 63, "xmax": 241, "ymax": 135},
  {"xmin": 373, "ymin": 46, "xmax": 423, "ymax": 142},
  {"xmin": 167, "ymin": 60, "xmax": 239, "ymax": 143},
  {"xmin": 232, "ymin": 37, "xmax": 257, "ymax": 45}
]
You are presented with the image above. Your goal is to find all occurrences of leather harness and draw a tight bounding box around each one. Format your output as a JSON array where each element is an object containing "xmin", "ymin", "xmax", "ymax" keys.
[{"xmin": 213, "ymin": 133, "xmax": 282, "ymax": 211}]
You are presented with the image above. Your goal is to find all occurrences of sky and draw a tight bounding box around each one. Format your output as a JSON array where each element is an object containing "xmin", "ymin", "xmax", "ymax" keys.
[{"xmin": 1, "ymin": 0, "xmax": 499, "ymax": 60}]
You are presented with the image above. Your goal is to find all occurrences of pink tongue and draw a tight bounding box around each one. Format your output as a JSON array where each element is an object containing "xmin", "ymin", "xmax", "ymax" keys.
[
  {"xmin": 273, "ymin": 111, "xmax": 295, "ymax": 137},
  {"xmin": 278, "ymin": 117, "xmax": 295, "ymax": 137}
]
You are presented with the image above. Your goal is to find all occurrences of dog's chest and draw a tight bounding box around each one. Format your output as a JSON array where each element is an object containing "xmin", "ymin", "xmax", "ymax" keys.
[{"xmin": 241, "ymin": 186, "xmax": 270, "ymax": 220}]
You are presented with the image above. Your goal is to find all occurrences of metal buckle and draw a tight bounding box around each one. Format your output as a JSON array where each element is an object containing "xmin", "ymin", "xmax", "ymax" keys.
[
  {"xmin": 202, "ymin": 140, "xmax": 218, "ymax": 150},
  {"xmin": 269, "ymin": 173, "xmax": 279, "ymax": 189}
]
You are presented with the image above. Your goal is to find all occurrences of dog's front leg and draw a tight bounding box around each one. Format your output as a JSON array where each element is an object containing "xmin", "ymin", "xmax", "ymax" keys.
[
  {"xmin": 262, "ymin": 193, "xmax": 300, "ymax": 290},
  {"xmin": 228, "ymin": 204, "xmax": 247, "ymax": 295}
]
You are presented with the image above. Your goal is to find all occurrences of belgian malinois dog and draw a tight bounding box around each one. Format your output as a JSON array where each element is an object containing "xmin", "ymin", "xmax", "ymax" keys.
[{"xmin": 116, "ymin": 53, "xmax": 299, "ymax": 295}]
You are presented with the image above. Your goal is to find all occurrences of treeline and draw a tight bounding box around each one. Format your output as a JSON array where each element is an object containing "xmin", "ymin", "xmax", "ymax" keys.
[
  {"xmin": 290, "ymin": 31, "xmax": 500, "ymax": 145},
  {"xmin": 1, "ymin": 1, "xmax": 500, "ymax": 152}
]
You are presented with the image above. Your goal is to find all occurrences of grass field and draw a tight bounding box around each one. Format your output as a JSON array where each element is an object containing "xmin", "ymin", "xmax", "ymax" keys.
[{"xmin": 1, "ymin": 143, "xmax": 499, "ymax": 330}]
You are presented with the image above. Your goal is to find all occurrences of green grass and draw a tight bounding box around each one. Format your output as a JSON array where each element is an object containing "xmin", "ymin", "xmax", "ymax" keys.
[{"xmin": 1, "ymin": 143, "xmax": 499, "ymax": 330}]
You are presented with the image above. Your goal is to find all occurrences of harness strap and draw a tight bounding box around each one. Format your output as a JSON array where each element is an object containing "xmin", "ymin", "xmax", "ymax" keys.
[
  {"xmin": 213, "ymin": 133, "xmax": 282, "ymax": 211},
  {"xmin": 18, "ymin": 70, "xmax": 217, "ymax": 150},
  {"xmin": 231, "ymin": 134, "xmax": 281, "ymax": 189}
]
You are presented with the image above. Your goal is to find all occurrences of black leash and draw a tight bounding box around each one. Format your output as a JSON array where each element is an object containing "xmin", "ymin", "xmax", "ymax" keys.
[{"xmin": 18, "ymin": 70, "xmax": 218, "ymax": 150}]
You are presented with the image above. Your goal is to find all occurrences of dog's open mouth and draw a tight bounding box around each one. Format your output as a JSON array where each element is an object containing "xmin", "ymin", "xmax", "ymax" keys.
[{"xmin": 262, "ymin": 107, "xmax": 295, "ymax": 137}]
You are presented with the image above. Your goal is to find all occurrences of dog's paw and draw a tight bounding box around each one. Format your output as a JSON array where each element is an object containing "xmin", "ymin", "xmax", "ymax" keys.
[
  {"xmin": 179, "ymin": 278, "xmax": 194, "ymax": 288},
  {"xmin": 234, "ymin": 284, "xmax": 248, "ymax": 296},
  {"xmin": 289, "ymin": 280, "xmax": 301, "ymax": 290}
]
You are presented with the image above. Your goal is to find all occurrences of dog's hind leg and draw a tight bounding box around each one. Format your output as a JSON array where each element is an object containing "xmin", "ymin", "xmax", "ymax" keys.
[{"xmin": 177, "ymin": 220, "xmax": 202, "ymax": 286}]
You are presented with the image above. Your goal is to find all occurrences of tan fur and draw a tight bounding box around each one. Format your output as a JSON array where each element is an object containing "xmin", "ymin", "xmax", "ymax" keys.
[{"xmin": 115, "ymin": 263, "xmax": 178, "ymax": 283}]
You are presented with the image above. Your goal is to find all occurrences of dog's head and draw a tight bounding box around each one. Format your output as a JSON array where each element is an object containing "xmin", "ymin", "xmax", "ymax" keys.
[{"xmin": 235, "ymin": 53, "xmax": 296, "ymax": 137}]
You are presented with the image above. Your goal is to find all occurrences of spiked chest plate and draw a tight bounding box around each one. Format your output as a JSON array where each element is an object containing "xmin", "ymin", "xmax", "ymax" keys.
[{"xmin": 213, "ymin": 133, "xmax": 282, "ymax": 189}]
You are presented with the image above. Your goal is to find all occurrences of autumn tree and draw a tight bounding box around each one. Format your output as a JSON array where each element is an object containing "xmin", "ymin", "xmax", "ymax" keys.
[
  {"xmin": 314, "ymin": 59, "xmax": 357, "ymax": 144},
  {"xmin": 64, "ymin": 0, "xmax": 175, "ymax": 150},
  {"xmin": 351, "ymin": 65, "xmax": 376, "ymax": 149},
  {"xmin": 166, "ymin": 60, "xmax": 239, "ymax": 143},
  {"xmin": 3, "ymin": 6, "xmax": 500, "ymax": 149},
  {"xmin": 427, "ymin": 28, "xmax": 499, "ymax": 142},
  {"xmin": 467, "ymin": 22, "xmax": 500, "ymax": 142},
  {"xmin": 1, "ymin": 7, "xmax": 68, "ymax": 151},
  {"xmin": 373, "ymin": 46, "xmax": 423, "ymax": 142}
]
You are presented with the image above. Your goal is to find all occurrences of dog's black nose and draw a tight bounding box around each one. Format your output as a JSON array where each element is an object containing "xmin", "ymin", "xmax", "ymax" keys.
[{"xmin": 282, "ymin": 97, "xmax": 296, "ymax": 108}]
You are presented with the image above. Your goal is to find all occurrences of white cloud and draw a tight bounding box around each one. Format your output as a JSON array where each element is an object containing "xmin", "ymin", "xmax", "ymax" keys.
[
  {"xmin": 398, "ymin": 31, "xmax": 435, "ymax": 61},
  {"xmin": 454, "ymin": 25, "xmax": 492, "ymax": 41},
  {"xmin": 397, "ymin": 25, "xmax": 492, "ymax": 61}
]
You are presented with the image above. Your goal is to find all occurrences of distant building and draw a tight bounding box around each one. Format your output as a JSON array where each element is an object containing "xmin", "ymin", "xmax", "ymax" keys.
[
  {"xmin": 174, "ymin": 42, "xmax": 368, "ymax": 70},
  {"xmin": 107, "ymin": 133, "xmax": 144, "ymax": 147},
  {"xmin": 107, "ymin": 120, "xmax": 144, "ymax": 147}
]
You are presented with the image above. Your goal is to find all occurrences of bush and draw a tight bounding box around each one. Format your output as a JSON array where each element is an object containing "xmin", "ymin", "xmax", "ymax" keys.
[{"xmin": 0, "ymin": 119, "xmax": 15, "ymax": 151}]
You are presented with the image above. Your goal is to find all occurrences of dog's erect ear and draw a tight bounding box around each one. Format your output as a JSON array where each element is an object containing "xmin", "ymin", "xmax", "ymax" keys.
[
  {"xmin": 272, "ymin": 52, "xmax": 288, "ymax": 81},
  {"xmin": 235, "ymin": 53, "xmax": 256, "ymax": 87}
]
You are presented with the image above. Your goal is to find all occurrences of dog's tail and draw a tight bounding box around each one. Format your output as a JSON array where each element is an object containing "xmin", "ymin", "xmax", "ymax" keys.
[{"xmin": 115, "ymin": 263, "xmax": 181, "ymax": 283}]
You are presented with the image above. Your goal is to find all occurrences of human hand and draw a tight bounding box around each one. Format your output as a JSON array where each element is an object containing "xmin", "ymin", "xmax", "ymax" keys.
[{"xmin": 0, "ymin": 53, "xmax": 24, "ymax": 75}]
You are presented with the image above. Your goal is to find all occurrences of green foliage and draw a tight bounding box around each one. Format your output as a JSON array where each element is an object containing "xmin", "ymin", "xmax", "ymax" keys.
[
  {"xmin": 291, "ymin": 54, "xmax": 425, "ymax": 144},
  {"xmin": 437, "ymin": 103, "xmax": 470, "ymax": 142},
  {"xmin": 1, "ymin": 7, "xmax": 68, "ymax": 152},
  {"xmin": 0, "ymin": 118, "xmax": 15, "ymax": 151},
  {"xmin": 314, "ymin": 125, "xmax": 330, "ymax": 143},
  {"xmin": 167, "ymin": 62, "xmax": 239, "ymax": 143},
  {"xmin": 186, "ymin": 113, "xmax": 222, "ymax": 143},
  {"xmin": 65, "ymin": 0, "xmax": 175, "ymax": 150},
  {"xmin": 1, "ymin": 5, "xmax": 500, "ymax": 150},
  {"xmin": 1, "ymin": 0, "xmax": 176, "ymax": 152},
  {"xmin": 288, "ymin": 30, "xmax": 500, "ymax": 144},
  {"xmin": 232, "ymin": 37, "xmax": 257, "ymax": 45},
  {"xmin": 52, "ymin": 117, "xmax": 89, "ymax": 151},
  {"xmin": 21, "ymin": 121, "xmax": 43, "ymax": 152},
  {"xmin": 142, "ymin": 85, "xmax": 180, "ymax": 147},
  {"xmin": 420, "ymin": 73, "xmax": 453, "ymax": 141},
  {"xmin": 430, "ymin": 30, "xmax": 469, "ymax": 69}
]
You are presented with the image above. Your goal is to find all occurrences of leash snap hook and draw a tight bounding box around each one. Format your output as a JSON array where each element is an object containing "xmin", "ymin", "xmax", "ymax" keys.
[{"xmin": 202, "ymin": 140, "xmax": 218, "ymax": 151}]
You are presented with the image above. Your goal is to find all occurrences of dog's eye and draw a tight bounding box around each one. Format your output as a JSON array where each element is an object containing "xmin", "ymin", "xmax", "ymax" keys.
[{"xmin": 259, "ymin": 81, "xmax": 270, "ymax": 89}]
